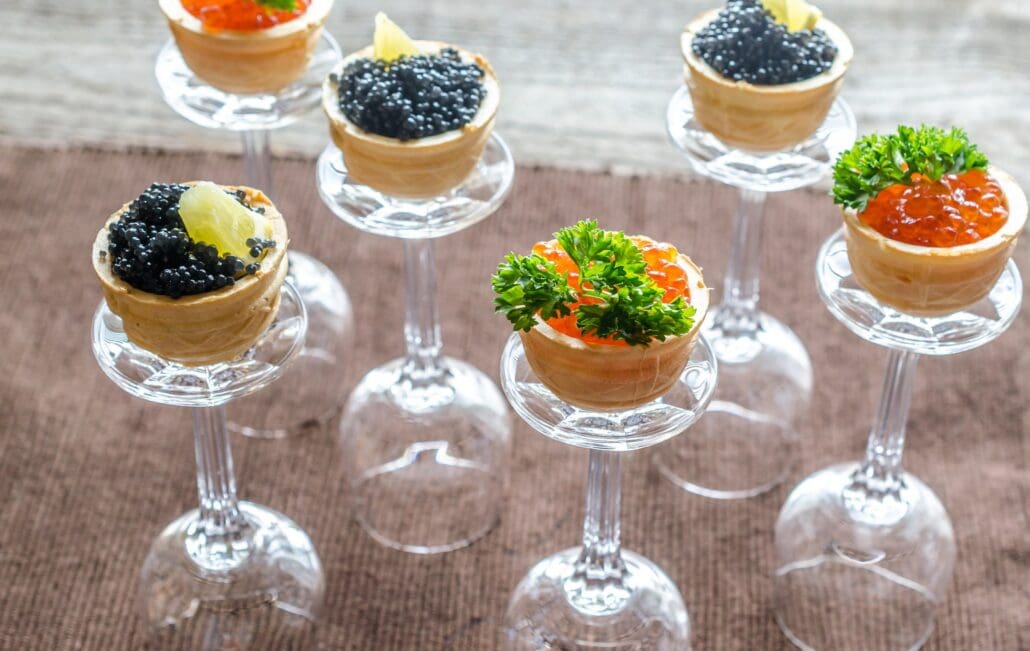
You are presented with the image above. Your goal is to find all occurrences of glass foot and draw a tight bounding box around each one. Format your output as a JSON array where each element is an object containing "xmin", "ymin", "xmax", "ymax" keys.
[
  {"xmin": 155, "ymin": 34, "xmax": 341, "ymax": 130},
  {"xmin": 340, "ymin": 356, "xmax": 511, "ymax": 554},
  {"xmin": 666, "ymin": 86, "xmax": 856, "ymax": 192},
  {"xmin": 316, "ymin": 133, "xmax": 515, "ymax": 239},
  {"xmin": 228, "ymin": 252, "xmax": 354, "ymax": 438},
  {"xmin": 816, "ymin": 229, "xmax": 1023, "ymax": 355},
  {"xmin": 502, "ymin": 548, "xmax": 690, "ymax": 650},
  {"xmin": 654, "ymin": 309, "xmax": 811, "ymax": 498},
  {"xmin": 773, "ymin": 463, "xmax": 955, "ymax": 651},
  {"xmin": 140, "ymin": 502, "xmax": 324, "ymax": 650}
]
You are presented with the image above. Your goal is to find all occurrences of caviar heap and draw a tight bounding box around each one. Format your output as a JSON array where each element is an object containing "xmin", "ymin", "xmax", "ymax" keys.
[
  {"xmin": 692, "ymin": 0, "xmax": 837, "ymax": 85},
  {"xmin": 335, "ymin": 48, "xmax": 485, "ymax": 141},
  {"xmin": 181, "ymin": 0, "xmax": 309, "ymax": 31},
  {"xmin": 832, "ymin": 125, "xmax": 1007, "ymax": 248},
  {"xmin": 107, "ymin": 184, "xmax": 268, "ymax": 298},
  {"xmin": 859, "ymin": 171, "xmax": 1008, "ymax": 247}
]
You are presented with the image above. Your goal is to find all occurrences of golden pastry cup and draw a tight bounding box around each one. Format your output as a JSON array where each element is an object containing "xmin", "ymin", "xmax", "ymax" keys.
[
  {"xmin": 843, "ymin": 166, "xmax": 1026, "ymax": 317},
  {"xmin": 92, "ymin": 184, "xmax": 290, "ymax": 366},
  {"xmin": 159, "ymin": 0, "xmax": 333, "ymax": 95},
  {"xmin": 520, "ymin": 254, "xmax": 709, "ymax": 412},
  {"xmin": 322, "ymin": 41, "xmax": 500, "ymax": 199},
  {"xmin": 681, "ymin": 9, "xmax": 853, "ymax": 153}
]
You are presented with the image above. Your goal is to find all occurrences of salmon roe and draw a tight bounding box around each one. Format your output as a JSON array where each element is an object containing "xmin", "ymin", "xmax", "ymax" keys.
[
  {"xmin": 182, "ymin": 0, "xmax": 309, "ymax": 31},
  {"xmin": 533, "ymin": 236, "xmax": 691, "ymax": 347},
  {"xmin": 859, "ymin": 170, "xmax": 1009, "ymax": 247}
]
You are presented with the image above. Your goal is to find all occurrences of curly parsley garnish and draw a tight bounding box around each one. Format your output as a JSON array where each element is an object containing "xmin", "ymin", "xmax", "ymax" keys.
[
  {"xmin": 254, "ymin": 0, "xmax": 298, "ymax": 11},
  {"xmin": 492, "ymin": 220, "xmax": 696, "ymax": 346},
  {"xmin": 832, "ymin": 125, "xmax": 989, "ymax": 212}
]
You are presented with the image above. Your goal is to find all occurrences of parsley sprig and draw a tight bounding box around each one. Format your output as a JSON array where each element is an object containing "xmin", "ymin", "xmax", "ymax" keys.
[
  {"xmin": 492, "ymin": 221, "xmax": 696, "ymax": 346},
  {"xmin": 254, "ymin": 0, "xmax": 298, "ymax": 11},
  {"xmin": 832, "ymin": 125, "xmax": 988, "ymax": 211}
]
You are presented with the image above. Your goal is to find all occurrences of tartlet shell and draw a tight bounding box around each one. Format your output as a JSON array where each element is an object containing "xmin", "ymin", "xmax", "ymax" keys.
[
  {"xmin": 520, "ymin": 254, "xmax": 710, "ymax": 411},
  {"xmin": 159, "ymin": 0, "xmax": 333, "ymax": 94},
  {"xmin": 322, "ymin": 41, "xmax": 500, "ymax": 198},
  {"xmin": 681, "ymin": 9, "xmax": 853, "ymax": 152},
  {"xmin": 842, "ymin": 165, "xmax": 1026, "ymax": 316},
  {"xmin": 92, "ymin": 184, "xmax": 290, "ymax": 366}
]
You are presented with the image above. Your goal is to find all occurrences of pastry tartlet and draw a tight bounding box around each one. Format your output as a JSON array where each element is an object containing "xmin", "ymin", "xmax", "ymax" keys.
[
  {"xmin": 833, "ymin": 126, "xmax": 1025, "ymax": 316},
  {"xmin": 494, "ymin": 221, "xmax": 710, "ymax": 411},
  {"xmin": 159, "ymin": 0, "xmax": 333, "ymax": 95},
  {"xmin": 322, "ymin": 14, "xmax": 499, "ymax": 198},
  {"xmin": 682, "ymin": 0, "xmax": 852, "ymax": 152},
  {"xmin": 93, "ymin": 182, "xmax": 289, "ymax": 366}
]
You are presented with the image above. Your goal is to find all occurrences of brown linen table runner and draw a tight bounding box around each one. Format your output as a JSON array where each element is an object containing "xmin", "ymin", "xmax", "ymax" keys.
[{"xmin": 0, "ymin": 146, "xmax": 1025, "ymax": 649}]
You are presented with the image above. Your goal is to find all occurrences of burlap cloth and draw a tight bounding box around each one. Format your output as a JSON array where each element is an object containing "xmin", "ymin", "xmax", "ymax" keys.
[{"xmin": 0, "ymin": 146, "xmax": 1025, "ymax": 650}]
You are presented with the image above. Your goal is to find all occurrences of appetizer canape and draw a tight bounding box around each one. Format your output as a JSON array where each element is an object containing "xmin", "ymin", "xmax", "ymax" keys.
[
  {"xmin": 322, "ymin": 13, "xmax": 499, "ymax": 198},
  {"xmin": 93, "ymin": 181, "xmax": 289, "ymax": 366},
  {"xmin": 493, "ymin": 220, "xmax": 710, "ymax": 411},
  {"xmin": 159, "ymin": 0, "xmax": 333, "ymax": 94},
  {"xmin": 834, "ymin": 125, "xmax": 1026, "ymax": 316},
  {"xmin": 682, "ymin": 0, "xmax": 852, "ymax": 152}
]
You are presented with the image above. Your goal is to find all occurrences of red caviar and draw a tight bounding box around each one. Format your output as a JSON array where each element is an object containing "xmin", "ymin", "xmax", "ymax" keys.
[
  {"xmin": 182, "ymin": 0, "xmax": 309, "ymax": 31},
  {"xmin": 533, "ymin": 236, "xmax": 691, "ymax": 347},
  {"xmin": 859, "ymin": 170, "xmax": 1008, "ymax": 247}
]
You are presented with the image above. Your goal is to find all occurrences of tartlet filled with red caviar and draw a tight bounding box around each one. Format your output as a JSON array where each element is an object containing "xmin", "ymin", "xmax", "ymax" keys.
[
  {"xmin": 159, "ymin": 0, "xmax": 333, "ymax": 94},
  {"xmin": 493, "ymin": 220, "xmax": 709, "ymax": 411},
  {"xmin": 92, "ymin": 181, "xmax": 289, "ymax": 366},
  {"xmin": 834, "ymin": 125, "xmax": 1026, "ymax": 316},
  {"xmin": 322, "ymin": 13, "xmax": 499, "ymax": 198}
]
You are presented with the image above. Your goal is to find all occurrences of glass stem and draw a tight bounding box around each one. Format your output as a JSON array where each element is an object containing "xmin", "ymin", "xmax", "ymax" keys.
[
  {"xmin": 566, "ymin": 450, "xmax": 628, "ymax": 613},
  {"xmin": 189, "ymin": 405, "xmax": 252, "ymax": 570},
  {"xmin": 843, "ymin": 348, "xmax": 920, "ymax": 523},
  {"xmin": 713, "ymin": 188, "xmax": 766, "ymax": 340},
  {"xmin": 242, "ymin": 130, "xmax": 273, "ymax": 196},
  {"xmin": 402, "ymin": 239, "xmax": 444, "ymax": 379}
]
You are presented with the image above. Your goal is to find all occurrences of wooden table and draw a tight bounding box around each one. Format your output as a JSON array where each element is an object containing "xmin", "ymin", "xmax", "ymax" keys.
[{"xmin": 2, "ymin": 0, "xmax": 1028, "ymax": 187}]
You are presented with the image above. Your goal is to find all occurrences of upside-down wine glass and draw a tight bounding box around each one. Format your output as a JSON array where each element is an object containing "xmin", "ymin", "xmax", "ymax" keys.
[
  {"xmin": 315, "ymin": 133, "xmax": 515, "ymax": 553},
  {"xmin": 772, "ymin": 230, "xmax": 1022, "ymax": 650},
  {"xmin": 498, "ymin": 333, "xmax": 718, "ymax": 649},
  {"xmin": 92, "ymin": 283, "xmax": 325, "ymax": 649},
  {"xmin": 658, "ymin": 87, "xmax": 856, "ymax": 498}
]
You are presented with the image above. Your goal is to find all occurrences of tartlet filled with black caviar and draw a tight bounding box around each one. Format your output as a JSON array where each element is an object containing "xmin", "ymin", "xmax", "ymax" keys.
[
  {"xmin": 92, "ymin": 181, "xmax": 289, "ymax": 365},
  {"xmin": 682, "ymin": 0, "xmax": 852, "ymax": 151},
  {"xmin": 493, "ymin": 221, "xmax": 710, "ymax": 411},
  {"xmin": 322, "ymin": 13, "xmax": 500, "ymax": 198}
]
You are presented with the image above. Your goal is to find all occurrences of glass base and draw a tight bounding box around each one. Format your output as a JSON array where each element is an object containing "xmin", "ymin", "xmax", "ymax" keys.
[
  {"xmin": 654, "ymin": 309, "xmax": 811, "ymax": 498},
  {"xmin": 773, "ymin": 463, "xmax": 955, "ymax": 651},
  {"xmin": 500, "ymin": 333, "xmax": 717, "ymax": 452},
  {"xmin": 315, "ymin": 133, "xmax": 515, "ymax": 239},
  {"xmin": 502, "ymin": 548, "xmax": 690, "ymax": 650},
  {"xmin": 340, "ymin": 356, "xmax": 511, "ymax": 554},
  {"xmin": 817, "ymin": 229, "xmax": 1023, "ymax": 355},
  {"xmin": 228, "ymin": 252, "xmax": 354, "ymax": 438},
  {"xmin": 140, "ymin": 502, "xmax": 324, "ymax": 650},
  {"xmin": 155, "ymin": 34, "xmax": 341, "ymax": 130},
  {"xmin": 666, "ymin": 86, "xmax": 856, "ymax": 192}
]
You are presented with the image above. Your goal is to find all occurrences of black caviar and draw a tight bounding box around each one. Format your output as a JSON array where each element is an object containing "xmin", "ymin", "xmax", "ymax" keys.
[
  {"xmin": 692, "ymin": 0, "xmax": 838, "ymax": 85},
  {"xmin": 334, "ymin": 48, "xmax": 485, "ymax": 141},
  {"xmin": 106, "ymin": 183, "xmax": 264, "ymax": 299}
]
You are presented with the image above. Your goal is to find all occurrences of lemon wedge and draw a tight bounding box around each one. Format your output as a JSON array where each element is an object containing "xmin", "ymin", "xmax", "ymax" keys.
[
  {"xmin": 373, "ymin": 12, "xmax": 419, "ymax": 63},
  {"xmin": 762, "ymin": 0, "xmax": 822, "ymax": 32},
  {"xmin": 178, "ymin": 182, "xmax": 269, "ymax": 262}
]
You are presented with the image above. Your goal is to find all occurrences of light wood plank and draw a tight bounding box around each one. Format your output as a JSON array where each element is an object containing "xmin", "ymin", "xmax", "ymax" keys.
[{"xmin": 1, "ymin": 0, "xmax": 1027, "ymax": 187}]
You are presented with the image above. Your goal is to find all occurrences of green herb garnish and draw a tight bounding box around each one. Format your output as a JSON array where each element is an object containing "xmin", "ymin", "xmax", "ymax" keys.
[
  {"xmin": 254, "ymin": 0, "xmax": 297, "ymax": 11},
  {"xmin": 492, "ymin": 220, "xmax": 696, "ymax": 346},
  {"xmin": 832, "ymin": 125, "xmax": 988, "ymax": 211}
]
